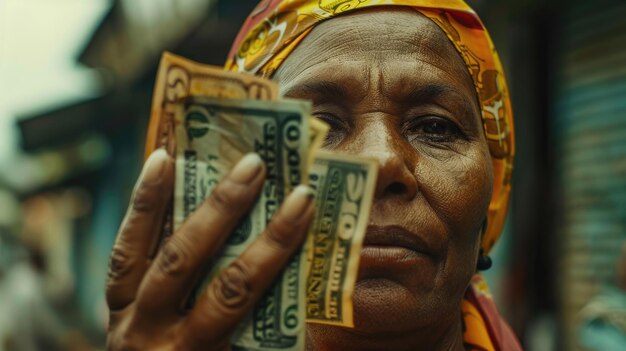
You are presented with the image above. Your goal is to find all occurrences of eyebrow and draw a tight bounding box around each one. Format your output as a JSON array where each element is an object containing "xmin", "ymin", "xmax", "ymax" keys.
[
  {"xmin": 284, "ymin": 81, "xmax": 353, "ymax": 102},
  {"xmin": 398, "ymin": 83, "xmax": 474, "ymax": 108},
  {"xmin": 283, "ymin": 79, "xmax": 478, "ymax": 124}
]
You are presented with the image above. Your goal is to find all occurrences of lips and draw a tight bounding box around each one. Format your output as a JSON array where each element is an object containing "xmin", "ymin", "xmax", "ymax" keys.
[
  {"xmin": 363, "ymin": 225, "xmax": 436, "ymax": 257},
  {"xmin": 359, "ymin": 225, "xmax": 439, "ymax": 270}
]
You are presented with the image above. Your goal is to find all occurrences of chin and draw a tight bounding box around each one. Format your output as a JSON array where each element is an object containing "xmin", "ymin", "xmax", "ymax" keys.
[
  {"xmin": 305, "ymin": 275, "xmax": 463, "ymax": 350},
  {"xmin": 350, "ymin": 278, "xmax": 430, "ymax": 333}
]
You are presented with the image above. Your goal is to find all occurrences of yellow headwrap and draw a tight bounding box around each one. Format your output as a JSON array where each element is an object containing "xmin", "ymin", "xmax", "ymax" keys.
[{"xmin": 225, "ymin": 0, "xmax": 515, "ymax": 255}]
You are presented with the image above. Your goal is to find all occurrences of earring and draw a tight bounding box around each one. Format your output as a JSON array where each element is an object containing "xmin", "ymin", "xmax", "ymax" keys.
[{"xmin": 477, "ymin": 249, "xmax": 493, "ymax": 271}]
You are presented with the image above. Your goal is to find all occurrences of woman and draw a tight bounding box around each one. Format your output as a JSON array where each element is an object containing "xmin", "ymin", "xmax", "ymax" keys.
[{"xmin": 105, "ymin": 1, "xmax": 520, "ymax": 350}]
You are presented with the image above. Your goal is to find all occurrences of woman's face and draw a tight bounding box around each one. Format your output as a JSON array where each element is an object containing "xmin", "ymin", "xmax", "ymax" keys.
[{"xmin": 275, "ymin": 8, "xmax": 494, "ymax": 340}]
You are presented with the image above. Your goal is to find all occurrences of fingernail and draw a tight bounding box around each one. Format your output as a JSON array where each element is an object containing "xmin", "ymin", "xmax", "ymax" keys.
[
  {"xmin": 140, "ymin": 149, "xmax": 168, "ymax": 184},
  {"xmin": 231, "ymin": 153, "xmax": 263, "ymax": 183},
  {"xmin": 280, "ymin": 185, "xmax": 315, "ymax": 222}
]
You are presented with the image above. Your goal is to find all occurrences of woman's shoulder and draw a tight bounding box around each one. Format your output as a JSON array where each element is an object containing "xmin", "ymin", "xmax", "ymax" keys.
[{"xmin": 463, "ymin": 274, "xmax": 524, "ymax": 351}]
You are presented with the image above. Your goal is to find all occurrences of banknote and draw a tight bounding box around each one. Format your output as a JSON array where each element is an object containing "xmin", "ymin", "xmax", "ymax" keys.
[
  {"xmin": 305, "ymin": 152, "xmax": 378, "ymax": 327},
  {"xmin": 174, "ymin": 96, "xmax": 311, "ymax": 351},
  {"xmin": 145, "ymin": 52, "xmax": 279, "ymax": 244},
  {"xmin": 306, "ymin": 118, "xmax": 330, "ymax": 177},
  {"xmin": 149, "ymin": 52, "xmax": 380, "ymax": 348},
  {"xmin": 145, "ymin": 52, "xmax": 278, "ymax": 159}
]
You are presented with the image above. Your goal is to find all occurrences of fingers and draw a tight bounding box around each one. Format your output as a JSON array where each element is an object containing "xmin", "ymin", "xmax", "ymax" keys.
[
  {"xmin": 186, "ymin": 185, "xmax": 315, "ymax": 342},
  {"xmin": 135, "ymin": 153, "xmax": 266, "ymax": 315},
  {"xmin": 106, "ymin": 149, "xmax": 174, "ymax": 311}
]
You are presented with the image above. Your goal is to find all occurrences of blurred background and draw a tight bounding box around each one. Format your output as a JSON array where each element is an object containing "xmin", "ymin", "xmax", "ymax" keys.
[{"xmin": 0, "ymin": 0, "xmax": 625, "ymax": 350}]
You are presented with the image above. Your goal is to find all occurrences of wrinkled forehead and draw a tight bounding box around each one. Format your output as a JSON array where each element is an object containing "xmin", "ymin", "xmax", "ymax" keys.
[{"xmin": 273, "ymin": 8, "xmax": 474, "ymax": 94}]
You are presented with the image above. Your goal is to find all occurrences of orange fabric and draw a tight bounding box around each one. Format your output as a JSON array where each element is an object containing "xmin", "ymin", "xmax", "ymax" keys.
[
  {"xmin": 225, "ymin": 0, "xmax": 515, "ymax": 255},
  {"xmin": 464, "ymin": 274, "xmax": 524, "ymax": 351},
  {"xmin": 462, "ymin": 298, "xmax": 496, "ymax": 351}
]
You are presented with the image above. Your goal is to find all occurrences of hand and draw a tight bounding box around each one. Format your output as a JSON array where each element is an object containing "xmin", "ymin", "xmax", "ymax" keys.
[{"xmin": 105, "ymin": 150, "xmax": 315, "ymax": 350}]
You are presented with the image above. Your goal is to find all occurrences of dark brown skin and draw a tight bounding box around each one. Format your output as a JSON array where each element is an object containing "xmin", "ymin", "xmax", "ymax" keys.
[
  {"xmin": 106, "ymin": 8, "xmax": 494, "ymax": 351},
  {"xmin": 274, "ymin": 9, "xmax": 494, "ymax": 351}
]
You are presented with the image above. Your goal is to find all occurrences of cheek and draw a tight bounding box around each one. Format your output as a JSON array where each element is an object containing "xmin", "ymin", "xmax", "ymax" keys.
[
  {"xmin": 418, "ymin": 146, "xmax": 493, "ymax": 244},
  {"xmin": 418, "ymin": 147, "xmax": 493, "ymax": 296}
]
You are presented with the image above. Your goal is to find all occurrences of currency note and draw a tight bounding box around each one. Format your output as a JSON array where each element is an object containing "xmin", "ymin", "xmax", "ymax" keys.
[
  {"xmin": 174, "ymin": 96, "xmax": 310, "ymax": 351},
  {"xmin": 305, "ymin": 152, "xmax": 378, "ymax": 327},
  {"xmin": 145, "ymin": 52, "xmax": 278, "ymax": 159},
  {"xmin": 306, "ymin": 118, "xmax": 330, "ymax": 176},
  {"xmin": 152, "ymin": 51, "xmax": 380, "ymax": 346},
  {"xmin": 145, "ymin": 52, "xmax": 279, "ymax": 243}
]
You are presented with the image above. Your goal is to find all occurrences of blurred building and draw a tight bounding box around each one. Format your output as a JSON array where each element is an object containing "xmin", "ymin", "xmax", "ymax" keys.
[
  {"xmin": 553, "ymin": 2, "xmax": 626, "ymax": 350},
  {"xmin": 10, "ymin": 0, "xmax": 261, "ymax": 345},
  {"xmin": 477, "ymin": 1, "xmax": 626, "ymax": 350}
]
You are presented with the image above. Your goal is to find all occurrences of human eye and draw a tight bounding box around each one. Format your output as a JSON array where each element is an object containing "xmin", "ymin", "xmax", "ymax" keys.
[
  {"xmin": 313, "ymin": 112, "xmax": 348, "ymax": 148},
  {"xmin": 404, "ymin": 116, "xmax": 466, "ymax": 144}
]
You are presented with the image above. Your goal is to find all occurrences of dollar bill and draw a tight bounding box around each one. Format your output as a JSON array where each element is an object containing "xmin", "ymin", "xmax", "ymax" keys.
[
  {"xmin": 306, "ymin": 118, "xmax": 330, "ymax": 176},
  {"xmin": 145, "ymin": 51, "xmax": 279, "ymax": 245},
  {"xmin": 151, "ymin": 52, "xmax": 380, "ymax": 348},
  {"xmin": 145, "ymin": 52, "xmax": 278, "ymax": 159},
  {"xmin": 305, "ymin": 152, "xmax": 378, "ymax": 327},
  {"xmin": 174, "ymin": 96, "xmax": 310, "ymax": 351}
]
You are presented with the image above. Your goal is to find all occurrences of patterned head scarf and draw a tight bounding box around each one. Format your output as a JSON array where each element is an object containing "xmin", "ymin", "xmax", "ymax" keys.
[{"xmin": 225, "ymin": 0, "xmax": 515, "ymax": 255}]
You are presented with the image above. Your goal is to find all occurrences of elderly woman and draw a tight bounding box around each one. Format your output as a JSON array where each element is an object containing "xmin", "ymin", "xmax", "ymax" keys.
[{"xmin": 105, "ymin": 1, "xmax": 520, "ymax": 350}]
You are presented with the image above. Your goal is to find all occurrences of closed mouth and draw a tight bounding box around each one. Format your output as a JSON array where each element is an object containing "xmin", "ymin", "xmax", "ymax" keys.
[{"xmin": 362, "ymin": 225, "xmax": 436, "ymax": 259}]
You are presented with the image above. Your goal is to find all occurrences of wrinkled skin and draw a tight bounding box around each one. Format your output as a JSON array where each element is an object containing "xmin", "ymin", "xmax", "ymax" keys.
[
  {"xmin": 274, "ymin": 9, "xmax": 493, "ymax": 350},
  {"xmin": 106, "ymin": 8, "xmax": 493, "ymax": 351}
]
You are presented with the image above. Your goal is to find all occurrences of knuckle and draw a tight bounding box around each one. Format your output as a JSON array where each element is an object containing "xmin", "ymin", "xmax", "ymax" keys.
[
  {"xmin": 156, "ymin": 239, "xmax": 189, "ymax": 278},
  {"xmin": 211, "ymin": 262, "xmax": 253, "ymax": 310},
  {"xmin": 106, "ymin": 245, "xmax": 140, "ymax": 310},
  {"xmin": 264, "ymin": 222, "xmax": 293, "ymax": 251},
  {"xmin": 206, "ymin": 181, "xmax": 243, "ymax": 214},
  {"xmin": 131, "ymin": 181, "xmax": 161, "ymax": 213},
  {"xmin": 107, "ymin": 245, "xmax": 135, "ymax": 282}
]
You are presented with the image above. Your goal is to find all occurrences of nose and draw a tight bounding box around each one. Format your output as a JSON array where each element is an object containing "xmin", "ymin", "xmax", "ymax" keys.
[{"xmin": 348, "ymin": 121, "xmax": 418, "ymax": 201}]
